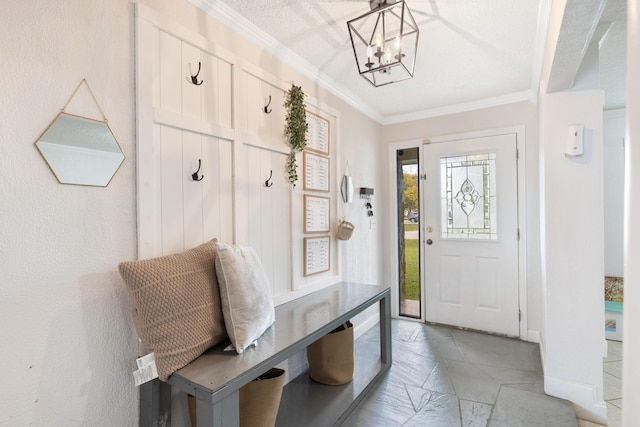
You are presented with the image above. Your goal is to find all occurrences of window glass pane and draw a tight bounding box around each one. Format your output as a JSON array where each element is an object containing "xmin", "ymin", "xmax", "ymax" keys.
[
  {"xmin": 440, "ymin": 152, "xmax": 497, "ymax": 240},
  {"xmin": 397, "ymin": 148, "xmax": 420, "ymax": 318}
]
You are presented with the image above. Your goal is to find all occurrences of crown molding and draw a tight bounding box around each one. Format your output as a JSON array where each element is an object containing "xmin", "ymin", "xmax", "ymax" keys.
[
  {"xmin": 187, "ymin": 0, "xmax": 541, "ymax": 127},
  {"xmin": 382, "ymin": 90, "xmax": 538, "ymax": 125},
  {"xmin": 603, "ymin": 108, "xmax": 625, "ymax": 118},
  {"xmin": 187, "ymin": 0, "xmax": 384, "ymax": 124}
]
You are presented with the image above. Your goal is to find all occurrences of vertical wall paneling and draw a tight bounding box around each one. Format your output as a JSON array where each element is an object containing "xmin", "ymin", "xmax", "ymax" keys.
[
  {"xmin": 151, "ymin": 28, "xmax": 161, "ymax": 113},
  {"xmin": 151, "ymin": 124, "xmax": 163, "ymax": 256},
  {"xmin": 202, "ymin": 135, "xmax": 220, "ymax": 241},
  {"xmin": 182, "ymin": 42, "xmax": 202, "ymax": 119},
  {"xmin": 242, "ymin": 71, "xmax": 287, "ymax": 152},
  {"xmin": 200, "ymin": 52, "xmax": 219, "ymax": 124},
  {"xmin": 182, "ymin": 131, "xmax": 204, "ymax": 249},
  {"xmin": 136, "ymin": 2, "xmax": 342, "ymax": 303},
  {"xmin": 136, "ymin": 5, "xmax": 348, "ymax": 423},
  {"xmin": 245, "ymin": 145, "xmax": 292, "ymax": 296},
  {"xmin": 260, "ymin": 150, "xmax": 275, "ymax": 290},
  {"xmin": 246, "ymin": 147, "xmax": 262, "ymax": 246},
  {"xmin": 269, "ymin": 151, "xmax": 292, "ymax": 296},
  {"xmin": 218, "ymin": 60, "xmax": 233, "ymax": 129},
  {"xmin": 245, "ymin": 74, "xmax": 262, "ymax": 140},
  {"xmin": 160, "ymin": 125, "xmax": 185, "ymax": 254},
  {"xmin": 217, "ymin": 138, "xmax": 234, "ymax": 244},
  {"xmin": 138, "ymin": 5, "xmax": 237, "ymax": 260},
  {"xmin": 159, "ymin": 31, "xmax": 182, "ymax": 114}
]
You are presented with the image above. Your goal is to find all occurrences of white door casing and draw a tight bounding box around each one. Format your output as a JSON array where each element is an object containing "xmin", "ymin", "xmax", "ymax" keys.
[{"xmin": 422, "ymin": 133, "xmax": 520, "ymax": 337}]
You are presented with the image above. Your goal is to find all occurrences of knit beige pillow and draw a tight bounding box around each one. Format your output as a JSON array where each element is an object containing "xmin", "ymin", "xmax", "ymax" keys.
[{"xmin": 118, "ymin": 239, "xmax": 226, "ymax": 381}]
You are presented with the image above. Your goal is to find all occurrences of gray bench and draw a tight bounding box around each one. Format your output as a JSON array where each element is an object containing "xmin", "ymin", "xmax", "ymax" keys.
[{"xmin": 140, "ymin": 282, "xmax": 392, "ymax": 426}]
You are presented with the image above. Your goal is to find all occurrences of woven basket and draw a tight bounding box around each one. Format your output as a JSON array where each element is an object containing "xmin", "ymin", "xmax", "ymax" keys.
[{"xmin": 336, "ymin": 220, "xmax": 355, "ymax": 240}]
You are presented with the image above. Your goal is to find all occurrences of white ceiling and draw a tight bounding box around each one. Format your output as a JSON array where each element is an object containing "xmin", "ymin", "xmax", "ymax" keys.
[{"xmin": 189, "ymin": 0, "xmax": 626, "ymax": 124}]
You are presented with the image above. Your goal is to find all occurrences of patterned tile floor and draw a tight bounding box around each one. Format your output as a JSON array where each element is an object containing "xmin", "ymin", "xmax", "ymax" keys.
[{"xmin": 343, "ymin": 319, "xmax": 579, "ymax": 427}]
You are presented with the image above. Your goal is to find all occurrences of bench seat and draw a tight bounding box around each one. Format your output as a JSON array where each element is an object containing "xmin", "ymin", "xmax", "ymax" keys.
[{"xmin": 142, "ymin": 282, "xmax": 392, "ymax": 426}]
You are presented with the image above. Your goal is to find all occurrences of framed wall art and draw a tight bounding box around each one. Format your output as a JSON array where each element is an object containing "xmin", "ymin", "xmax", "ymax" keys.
[
  {"xmin": 305, "ymin": 110, "xmax": 330, "ymax": 155},
  {"xmin": 304, "ymin": 195, "xmax": 330, "ymax": 233},
  {"xmin": 304, "ymin": 236, "xmax": 330, "ymax": 276},
  {"xmin": 303, "ymin": 151, "xmax": 330, "ymax": 192}
]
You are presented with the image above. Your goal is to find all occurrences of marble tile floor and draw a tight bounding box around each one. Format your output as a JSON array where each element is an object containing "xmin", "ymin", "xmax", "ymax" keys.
[{"xmin": 343, "ymin": 319, "xmax": 579, "ymax": 427}]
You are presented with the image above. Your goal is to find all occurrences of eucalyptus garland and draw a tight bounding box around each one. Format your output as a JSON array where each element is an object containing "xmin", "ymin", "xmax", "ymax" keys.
[{"xmin": 284, "ymin": 84, "xmax": 308, "ymax": 186}]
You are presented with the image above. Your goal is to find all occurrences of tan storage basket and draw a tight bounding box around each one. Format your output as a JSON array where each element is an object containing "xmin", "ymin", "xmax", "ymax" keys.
[
  {"xmin": 188, "ymin": 368, "xmax": 285, "ymax": 427},
  {"xmin": 307, "ymin": 321, "xmax": 354, "ymax": 385}
]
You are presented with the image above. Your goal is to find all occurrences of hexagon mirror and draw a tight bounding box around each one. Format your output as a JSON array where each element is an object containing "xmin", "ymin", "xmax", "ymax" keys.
[
  {"xmin": 35, "ymin": 79, "xmax": 125, "ymax": 187},
  {"xmin": 35, "ymin": 112, "xmax": 125, "ymax": 187}
]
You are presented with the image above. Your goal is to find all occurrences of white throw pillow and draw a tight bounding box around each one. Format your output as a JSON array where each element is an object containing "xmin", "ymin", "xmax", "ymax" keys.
[{"xmin": 214, "ymin": 242, "xmax": 275, "ymax": 353}]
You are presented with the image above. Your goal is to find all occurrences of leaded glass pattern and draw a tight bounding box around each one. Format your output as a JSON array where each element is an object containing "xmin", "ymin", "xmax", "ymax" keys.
[{"xmin": 440, "ymin": 152, "xmax": 497, "ymax": 240}]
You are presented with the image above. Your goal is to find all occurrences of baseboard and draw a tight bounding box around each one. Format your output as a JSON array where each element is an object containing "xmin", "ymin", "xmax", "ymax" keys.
[
  {"xmin": 544, "ymin": 374, "xmax": 607, "ymax": 425},
  {"xmin": 528, "ymin": 330, "xmax": 540, "ymax": 343},
  {"xmin": 538, "ymin": 335, "xmax": 546, "ymax": 374},
  {"xmin": 354, "ymin": 310, "xmax": 380, "ymax": 340}
]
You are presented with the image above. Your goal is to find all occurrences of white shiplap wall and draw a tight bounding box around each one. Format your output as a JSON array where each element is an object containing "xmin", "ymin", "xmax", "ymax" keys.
[{"xmin": 136, "ymin": 3, "xmax": 342, "ymax": 309}]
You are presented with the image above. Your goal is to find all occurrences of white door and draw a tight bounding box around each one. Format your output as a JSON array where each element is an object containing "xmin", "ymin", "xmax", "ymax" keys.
[{"xmin": 422, "ymin": 133, "xmax": 519, "ymax": 336}]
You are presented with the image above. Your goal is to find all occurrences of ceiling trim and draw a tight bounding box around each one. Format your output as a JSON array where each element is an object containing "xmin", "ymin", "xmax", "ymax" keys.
[
  {"xmin": 187, "ymin": 0, "xmax": 384, "ymax": 123},
  {"xmin": 188, "ymin": 0, "xmax": 543, "ymax": 126},
  {"xmin": 381, "ymin": 90, "xmax": 538, "ymax": 125}
]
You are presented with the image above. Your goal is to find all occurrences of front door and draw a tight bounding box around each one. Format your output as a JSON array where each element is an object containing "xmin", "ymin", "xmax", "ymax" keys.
[{"xmin": 422, "ymin": 133, "xmax": 519, "ymax": 336}]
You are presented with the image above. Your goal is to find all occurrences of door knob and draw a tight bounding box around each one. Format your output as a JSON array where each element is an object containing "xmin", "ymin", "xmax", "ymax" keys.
[{"xmin": 426, "ymin": 239, "xmax": 433, "ymax": 245}]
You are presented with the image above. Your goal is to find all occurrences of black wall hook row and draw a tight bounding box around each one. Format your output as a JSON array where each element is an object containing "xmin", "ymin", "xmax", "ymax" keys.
[
  {"xmin": 265, "ymin": 170, "xmax": 273, "ymax": 187},
  {"xmin": 192, "ymin": 159, "xmax": 204, "ymax": 181},
  {"xmin": 263, "ymin": 95, "xmax": 272, "ymax": 114},
  {"xmin": 189, "ymin": 62, "xmax": 204, "ymax": 86}
]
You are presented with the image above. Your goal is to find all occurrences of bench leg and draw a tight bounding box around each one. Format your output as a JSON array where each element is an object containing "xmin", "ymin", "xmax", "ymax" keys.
[
  {"xmin": 139, "ymin": 378, "xmax": 171, "ymax": 427},
  {"xmin": 379, "ymin": 293, "xmax": 392, "ymax": 365},
  {"xmin": 197, "ymin": 391, "xmax": 239, "ymax": 427}
]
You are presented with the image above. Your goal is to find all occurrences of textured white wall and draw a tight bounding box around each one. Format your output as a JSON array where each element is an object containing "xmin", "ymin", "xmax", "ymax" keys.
[
  {"xmin": 539, "ymin": 84, "xmax": 606, "ymax": 423},
  {"xmin": 0, "ymin": 1, "xmax": 385, "ymax": 425},
  {"xmin": 0, "ymin": 1, "xmax": 138, "ymax": 425}
]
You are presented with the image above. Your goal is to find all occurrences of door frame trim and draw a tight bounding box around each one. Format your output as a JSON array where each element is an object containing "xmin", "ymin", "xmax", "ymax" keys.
[{"xmin": 387, "ymin": 126, "xmax": 528, "ymax": 339}]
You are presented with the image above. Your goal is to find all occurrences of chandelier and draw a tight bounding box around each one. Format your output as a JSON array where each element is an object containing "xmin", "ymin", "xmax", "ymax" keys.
[{"xmin": 347, "ymin": 0, "xmax": 419, "ymax": 87}]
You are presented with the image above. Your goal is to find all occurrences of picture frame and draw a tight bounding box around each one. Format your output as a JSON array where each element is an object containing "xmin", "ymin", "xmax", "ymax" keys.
[
  {"xmin": 305, "ymin": 110, "xmax": 330, "ymax": 155},
  {"xmin": 304, "ymin": 195, "xmax": 330, "ymax": 233},
  {"xmin": 304, "ymin": 236, "xmax": 330, "ymax": 276},
  {"xmin": 303, "ymin": 151, "xmax": 330, "ymax": 192}
]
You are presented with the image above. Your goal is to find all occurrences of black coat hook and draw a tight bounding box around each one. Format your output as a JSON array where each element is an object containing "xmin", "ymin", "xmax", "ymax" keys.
[
  {"xmin": 265, "ymin": 170, "xmax": 273, "ymax": 187},
  {"xmin": 189, "ymin": 62, "xmax": 204, "ymax": 86},
  {"xmin": 263, "ymin": 95, "xmax": 272, "ymax": 114},
  {"xmin": 192, "ymin": 159, "xmax": 204, "ymax": 181}
]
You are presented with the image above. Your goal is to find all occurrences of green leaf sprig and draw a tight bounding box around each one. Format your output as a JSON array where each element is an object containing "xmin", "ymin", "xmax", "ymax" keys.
[{"xmin": 284, "ymin": 84, "xmax": 308, "ymax": 186}]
